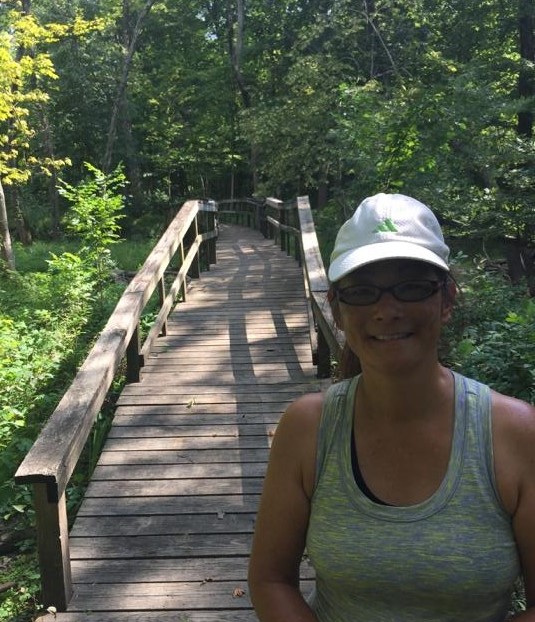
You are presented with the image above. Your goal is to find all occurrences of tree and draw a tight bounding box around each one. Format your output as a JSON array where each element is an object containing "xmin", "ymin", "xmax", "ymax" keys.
[
  {"xmin": 0, "ymin": 4, "xmax": 101, "ymax": 265},
  {"xmin": 517, "ymin": 0, "xmax": 534, "ymax": 137},
  {"xmin": 102, "ymin": 0, "xmax": 159, "ymax": 173},
  {"xmin": 0, "ymin": 8, "xmax": 60, "ymax": 268},
  {"xmin": 0, "ymin": 178, "xmax": 15, "ymax": 269}
]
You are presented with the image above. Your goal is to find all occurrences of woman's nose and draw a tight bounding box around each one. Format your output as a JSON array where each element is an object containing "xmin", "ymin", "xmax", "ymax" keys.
[{"xmin": 371, "ymin": 291, "xmax": 403, "ymax": 320}]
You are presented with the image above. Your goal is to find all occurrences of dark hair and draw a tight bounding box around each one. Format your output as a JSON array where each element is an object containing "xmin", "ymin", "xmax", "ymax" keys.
[{"xmin": 336, "ymin": 343, "xmax": 362, "ymax": 380}]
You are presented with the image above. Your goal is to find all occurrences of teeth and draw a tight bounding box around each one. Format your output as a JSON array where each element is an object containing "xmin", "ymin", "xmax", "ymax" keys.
[{"xmin": 374, "ymin": 333, "xmax": 410, "ymax": 341}]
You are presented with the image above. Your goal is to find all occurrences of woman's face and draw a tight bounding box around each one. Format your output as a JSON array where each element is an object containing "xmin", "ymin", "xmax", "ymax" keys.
[{"xmin": 333, "ymin": 259, "xmax": 454, "ymax": 376}]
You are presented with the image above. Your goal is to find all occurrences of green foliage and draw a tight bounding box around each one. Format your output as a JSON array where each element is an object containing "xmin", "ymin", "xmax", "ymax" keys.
[
  {"xmin": 446, "ymin": 265, "xmax": 535, "ymax": 403},
  {"xmin": 58, "ymin": 162, "xmax": 126, "ymax": 290},
  {"xmin": 0, "ymin": 552, "xmax": 42, "ymax": 622},
  {"xmin": 0, "ymin": 236, "xmax": 149, "ymax": 620},
  {"xmin": 0, "ymin": 8, "xmax": 75, "ymax": 189},
  {"xmin": 0, "ymin": 265, "xmax": 94, "ymax": 523}
]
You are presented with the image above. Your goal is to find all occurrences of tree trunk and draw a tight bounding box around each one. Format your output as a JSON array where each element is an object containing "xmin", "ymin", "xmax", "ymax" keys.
[
  {"xmin": 518, "ymin": 0, "xmax": 534, "ymax": 137},
  {"xmin": 227, "ymin": 1, "xmax": 256, "ymax": 190},
  {"xmin": 0, "ymin": 179, "xmax": 16, "ymax": 271},
  {"xmin": 39, "ymin": 106, "xmax": 61, "ymax": 235},
  {"xmin": 102, "ymin": 0, "xmax": 159, "ymax": 173},
  {"xmin": 120, "ymin": 97, "xmax": 144, "ymax": 213},
  {"xmin": 227, "ymin": 0, "xmax": 250, "ymax": 108},
  {"xmin": 11, "ymin": 188, "xmax": 32, "ymax": 246}
]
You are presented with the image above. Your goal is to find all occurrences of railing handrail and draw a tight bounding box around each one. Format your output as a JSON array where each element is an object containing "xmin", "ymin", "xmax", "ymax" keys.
[
  {"xmin": 295, "ymin": 196, "xmax": 344, "ymax": 367},
  {"xmin": 14, "ymin": 198, "xmax": 217, "ymax": 610},
  {"xmin": 15, "ymin": 199, "xmax": 216, "ymax": 492}
]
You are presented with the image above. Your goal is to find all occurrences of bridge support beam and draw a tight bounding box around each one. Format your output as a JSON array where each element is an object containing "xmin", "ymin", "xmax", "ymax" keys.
[
  {"xmin": 316, "ymin": 325, "xmax": 332, "ymax": 378},
  {"xmin": 33, "ymin": 483, "xmax": 72, "ymax": 611}
]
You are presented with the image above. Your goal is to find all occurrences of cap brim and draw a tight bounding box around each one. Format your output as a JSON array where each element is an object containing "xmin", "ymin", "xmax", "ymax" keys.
[{"xmin": 328, "ymin": 241, "xmax": 449, "ymax": 282}]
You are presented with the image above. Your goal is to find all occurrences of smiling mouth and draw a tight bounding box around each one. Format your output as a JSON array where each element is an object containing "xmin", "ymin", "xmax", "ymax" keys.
[{"xmin": 373, "ymin": 333, "xmax": 413, "ymax": 341}]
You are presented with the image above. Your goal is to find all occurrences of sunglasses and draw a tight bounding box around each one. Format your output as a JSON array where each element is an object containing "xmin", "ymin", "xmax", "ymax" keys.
[{"xmin": 336, "ymin": 279, "xmax": 444, "ymax": 306}]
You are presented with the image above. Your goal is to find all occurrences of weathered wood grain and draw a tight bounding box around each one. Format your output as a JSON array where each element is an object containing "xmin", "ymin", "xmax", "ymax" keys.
[
  {"xmin": 77, "ymin": 494, "xmax": 261, "ymax": 516},
  {"xmin": 71, "ymin": 513, "xmax": 258, "ymax": 537},
  {"xmin": 60, "ymin": 223, "xmax": 324, "ymax": 616},
  {"xmin": 95, "ymin": 449, "xmax": 270, "ymax": 465}
]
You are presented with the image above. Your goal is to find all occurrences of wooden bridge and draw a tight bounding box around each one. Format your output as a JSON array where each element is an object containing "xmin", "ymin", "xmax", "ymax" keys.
[{"xmin": 15, "ymin": 198, "xmax": 343, "ymax": 620}]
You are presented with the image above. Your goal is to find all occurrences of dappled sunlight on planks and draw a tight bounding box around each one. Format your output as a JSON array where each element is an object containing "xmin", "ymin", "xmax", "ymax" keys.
[{"xmin": 57, "ymin": 223, "xmax": 325, "ymax": 618}]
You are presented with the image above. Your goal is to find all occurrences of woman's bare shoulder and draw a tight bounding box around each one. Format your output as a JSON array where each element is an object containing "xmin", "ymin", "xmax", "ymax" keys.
[
  {"xmin": 492, "ymin": 390, "xmax": 535, "ymax": 433},
  {"xmin": 284, "ymin": 390, "xmax": 325, "ymax": 420},
  {"xmin": 275, "ymin": 391, "xmax": 325, "ymax": 448},
  {"xmin": 271, "ymin": 390, "xmax": 326, "ymax": 498},
  {"xmin": 491, "ymin": 390, "xmax": 535, "ymax": 515}
]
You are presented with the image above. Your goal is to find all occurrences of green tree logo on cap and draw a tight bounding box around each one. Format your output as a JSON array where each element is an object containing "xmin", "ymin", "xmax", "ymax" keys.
[{"xmin": 373, "ymin": 218, "xmax": 398, "ymax": 233}]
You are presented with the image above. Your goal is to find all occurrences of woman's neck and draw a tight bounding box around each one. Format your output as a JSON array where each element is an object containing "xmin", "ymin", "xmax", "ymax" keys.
[{"xmin": 356, "ymin": 363, "xmax": 453, "ymax": 424}]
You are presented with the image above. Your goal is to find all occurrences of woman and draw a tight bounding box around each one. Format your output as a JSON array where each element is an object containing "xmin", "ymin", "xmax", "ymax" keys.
[{"xmin": 248, "ymin": 193, "xmax": 535, "ymax": 621}]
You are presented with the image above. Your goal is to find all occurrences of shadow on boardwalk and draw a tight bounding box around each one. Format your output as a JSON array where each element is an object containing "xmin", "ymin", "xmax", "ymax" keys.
[{"xmin": 51, "ymin": 223, "xmax": 326, "ymax": 620}]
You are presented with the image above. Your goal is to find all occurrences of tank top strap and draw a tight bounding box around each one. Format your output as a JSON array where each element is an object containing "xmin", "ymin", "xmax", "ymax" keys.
[
  {"xmin": 454, "ymin": 371, "xmax": 501, "ymax": 507},
  {"xmin": 314, "ymin": 376, "xmax": 359, "ymax": 490}
]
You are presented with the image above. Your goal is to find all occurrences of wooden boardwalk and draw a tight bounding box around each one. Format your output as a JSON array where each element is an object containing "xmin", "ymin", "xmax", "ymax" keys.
[{"xmin": 58, "ymin": 223, "xmax": 323, "ymax": 620}]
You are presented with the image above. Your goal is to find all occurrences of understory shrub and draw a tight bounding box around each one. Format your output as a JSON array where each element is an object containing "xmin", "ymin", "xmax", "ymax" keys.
[{"xmin": 444, "ymin": 259, "xmax": 534, "ymax": 403}]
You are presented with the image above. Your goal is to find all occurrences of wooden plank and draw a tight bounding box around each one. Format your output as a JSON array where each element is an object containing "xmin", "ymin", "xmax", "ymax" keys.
[
  {"xmin": 106, "ymin": 423, "xmax": 277, "ymax": 438},
  {"xmin": 40, "ymin": 612, "xmax": 259, "ymax": 622},
  {"xmin": 70, "ymin": 557, "xmax": 253, "ymax": 583},
  {"xmin": 70, "ymin": 513, "xmax": 258, "ymax": 537},
  {"xmin": 137, "ymin": 372, "xmax": 320, "ymax": 386},
  {"xmin": 64, "ymin": 579, "xmax": 314, "ymax": 612},
  {"xmin": 99, "ymin": 437, "xmax": 272, "ymax": 451},
  {"xmin": 90, "ymin": 462, "xmax": 268, "ymax": 480},
  {"xmin": 148, "ymin": 343, "xmax": 312, "ymax": 353},
  {"xmin": 111, "ymin": 402, "xmax": 290, "ymax": 414},
  {"xmin": 66, "ymin": 580, "xmax": 255, "ymax": 610},
  {"xmin": 68, "ymin": 557, "xmax": 315, "ymax": 583},
  {"xmin": 115, "ymin": 394, "xmax": 304, "ymax": 406},
  {"xmin": 94, "ymin": 449, "xmax": 270, "ymax": 465},
  {"xmin": 83, "ymin": 478, "xmax": 264, "ymax": 498},
  {"xmin": 69, "ymin": 533, "xmax": 253, "ymax": 559},
  {"xmin": 77, "ymin": 494, "xmax": 261, "ymax": 516},
  {"xmin": 110, "ymin": 412, "xmax": 281, "ymax": 425},
  {"xmin": 119, "ymin": 383, "xmax": 315, "ymax": 395},
  {"xmin": 149, "ymin": 339, "xmax": 311, "ymax": 349}
]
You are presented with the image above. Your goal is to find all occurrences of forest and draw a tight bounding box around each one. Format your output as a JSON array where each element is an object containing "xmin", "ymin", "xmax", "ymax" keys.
[{"xmin": 0, "ymin": 0, "xmax": 534, "ymax": 619}]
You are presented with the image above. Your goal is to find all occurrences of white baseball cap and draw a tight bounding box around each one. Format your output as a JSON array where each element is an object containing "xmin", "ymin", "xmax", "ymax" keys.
[{"xmin": 328, "ymin": 193, "xmax": 450, "ymax": 283}]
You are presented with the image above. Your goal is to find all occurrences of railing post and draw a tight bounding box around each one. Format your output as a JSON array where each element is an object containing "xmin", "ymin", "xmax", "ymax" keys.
[
  {"xmin": 158, "ymin": 277, "xmax": 167, "ymax": 336},
  {"xmin": 126, "ymin": 325, "xmax": 143, "ymax": 383},
  {"xmin": 179, "ymin": 242, "xmax": 187, "ymax": 302},
  {"xmin": 280, "ymin": 206, "xmax": 288, "ymax": 254},
  {"xmin": 33, "ymin": 483, "xmax": 72, "ymax": 611},
  {"xmin": 187, "ymin": 217, "xmax": 201, "ymax": 278},
  {"xmin": 316, "ymin": 323, "xmax": 331, "ymax": 378},
  {"xmin": 258, "ymin": 202, "xmax": 267, "ymax": 237},
  {"xmin": 209, "ymin": 210, "xmax": 217, "ymax": 265}
]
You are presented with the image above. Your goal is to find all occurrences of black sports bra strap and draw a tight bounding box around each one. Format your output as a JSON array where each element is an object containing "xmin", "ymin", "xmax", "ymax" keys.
[{"xmin": 350, "ymin": 431, "xmax": 392, "ymax": 506}]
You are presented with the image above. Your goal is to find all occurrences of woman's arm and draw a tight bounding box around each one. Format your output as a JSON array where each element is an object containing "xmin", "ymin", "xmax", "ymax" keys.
[
  {"xmin": 493, "ymin": 393, "xmax": 535, "ymax": 620},
  {"xmin": 248, "ymin": 392, "xmax": 323, "ymax": 621}
]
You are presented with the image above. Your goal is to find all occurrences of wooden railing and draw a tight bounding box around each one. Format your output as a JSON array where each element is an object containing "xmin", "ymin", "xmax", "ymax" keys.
[
  {"xmin": 218, "ymin": 196, "xmax": 344, "ymax": 376},
  {"xmin": 14, "ymin": 199, "xmax": 217, "ymax": 610}
]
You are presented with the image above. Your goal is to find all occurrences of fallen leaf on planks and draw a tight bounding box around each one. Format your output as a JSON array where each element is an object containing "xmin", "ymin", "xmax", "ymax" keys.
[{"xmin": 232, "ymin": 586, "xmax": 246, "ymax": 598}]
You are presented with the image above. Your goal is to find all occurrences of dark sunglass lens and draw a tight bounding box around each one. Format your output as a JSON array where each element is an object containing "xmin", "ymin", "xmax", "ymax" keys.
[
  {"xmin": 395, "ymin": 281, "xmax": 437, "ymax": 301},
  {"xmin": 339, "ymin": 285, "xmax": 379, "ymax": 305}
]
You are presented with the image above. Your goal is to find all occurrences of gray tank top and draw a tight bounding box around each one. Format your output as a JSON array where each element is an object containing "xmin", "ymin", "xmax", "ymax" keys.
[{"xmin": 306, "ymin": 372, "xmax": 520, "ymax": 622}]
